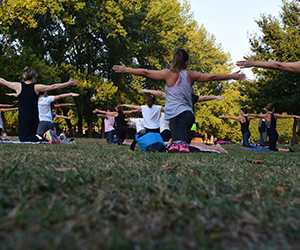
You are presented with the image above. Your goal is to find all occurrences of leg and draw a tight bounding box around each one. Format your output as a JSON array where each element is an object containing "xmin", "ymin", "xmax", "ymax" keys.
[
  {"xmin": 18, "ymin": 118, "xmax": 41, "ymax": 142},
  {"xmin": 242, "ymin": 131, "xmax": 251, "ymax": 147},
  {"xmin": 161, "ymin": 129, "xmax": 172, "ymax": 141},
  {"xmin": 107, "ymin": 129, "xmax": 115, "ymax": 143},
  {"xmin": 37, "ymin": 121, "xmax": 53, "ymax": 137},
  {"xmin": 268, "ymin": 130, "xmax": 278, "ymax": 151},
  {"xmin": 191, "ymin": 142, "xmax": 228, "ymax": 154},
  {"xmin": 170, "ymin": 111, "xmax": 194, "ymax": 142}
]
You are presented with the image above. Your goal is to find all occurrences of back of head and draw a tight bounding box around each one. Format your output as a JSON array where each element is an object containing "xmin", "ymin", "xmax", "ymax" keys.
[
  {"xmin": 22, "ymin": 67, "xmax": 37, "ymax": 82},
  {"xmin": 266, "ymin": 103, "xmax": 274, "ymax": 112},
  {"xmin": 147, "ymin": 95, "xmax": 156, "ymax": 108},
  {"xmin": 116, "ymin": 104, "xmax": 123, "ymax": 112},
  {"xmin": 241, "ymin": 107, "xmax": 248, "ymax": 114},
  {"xmin": 261, "ymin": 109, "xmax": 267, "ymax": 114},
  {"xmin": 170, "ymin": 49, "xmax": 189, "ymax": 72}
]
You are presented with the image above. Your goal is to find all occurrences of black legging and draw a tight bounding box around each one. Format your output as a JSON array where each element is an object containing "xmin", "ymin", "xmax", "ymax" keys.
[
  {"xmin": 18, "ymin": 118, "xmax": 40, "ymax": 142},
  {"xmin": 116, "ymin": 126, "xmax": 126, "ymax": 142},
  {"xmin": 267, "ymin": 129, "xmax": 278, "ymax": 151},
  {"xmin": 170, "ymin": 111, "xmax": 194, "ymax": 142}
]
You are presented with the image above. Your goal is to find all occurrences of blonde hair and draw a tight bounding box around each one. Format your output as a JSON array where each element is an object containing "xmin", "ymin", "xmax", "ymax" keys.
[
  {"xmin": 170, "ymin": 49, "xmax": 189, "ymax": 72},
  {"xmin": 22, "ymin": 67, "xmax": 37, "ymax": 81}
]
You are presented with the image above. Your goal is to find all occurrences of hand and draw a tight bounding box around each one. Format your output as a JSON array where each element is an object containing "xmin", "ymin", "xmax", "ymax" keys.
[
  {"xmin": 113, "ymin": 62, "xmax": 127, "ymax": 73},
  {"xmin": 70, "ymin": 93, "xmax": 80, "ymax": 97},
  {"xmin": 294, "ymin": 115, "xmax": 300, "ymax": 119},
  {"xmin": 68, "ymin": 78, "xmax": 78, "ymax": 86},
  {"xmin": 215, "ymin": 96, "xmax": 225, "ymax": 101},
  {"xmin": 231, "ymin": 70, "xmax": 246, "ymax": 80},
  {"xmin": 219, "ymin": 114, "xmax": 225, "ymax": 118},
  {"xmin": 236, "ymin": 56, "xmax": 253, "ymax": 69},
  {"xmin": 92, "ymin": 109, "xmax": 99, "ymax": 113}
]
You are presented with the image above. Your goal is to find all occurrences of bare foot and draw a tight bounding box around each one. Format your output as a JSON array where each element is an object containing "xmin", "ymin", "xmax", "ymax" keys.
[{"xmin": 215, "ymin": 144, "xmax": 228, "ymax": 154}]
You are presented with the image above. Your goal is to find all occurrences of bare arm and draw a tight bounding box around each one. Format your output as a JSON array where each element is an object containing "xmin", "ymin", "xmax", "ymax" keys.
[
  {"xmin": 0, "ymin": 78, "xmax": 21, "ymax": 93},
  {"xmin": 35, "ymin": 78, "xmax": 78, "ymax": 93},
  {"xmin": 123, "ymin": 109, "xmax": 140, "ymax": 115},
  {"xmin": 246, "ymin": 114, "xmax": 267, "ymax": 119},
  {"xmin": 5, "ymin": 93, "xmax": 18, "ymax": 97},
  {"xmin": 113, "ymin": 63, "xmax": 170, "ymax": 81},
  {"xmin": 93, "ymin": 109, "xmax": 118, "ymax": 117},
  {"xmin": 0, "ymin": 107, "xmax": 18, "ymax": 112},
  {"xmin": 140, "ymin": 89, "xmax": 167, "ymax": 99},
  {"xmin": 236, "ymin": 57, "xmax": 300, "ymax": 73},
  {"xmin": 121, "ymin": 104, "xmax": 142, "ymax": 111},
  {"xmin": 53, "ymin": 103, "xmax": 75, "ymax": 109},
  {"xmin": 97, "ymin": 114, "xmax": 108, "ymax": 119},
  {"xmin": 197, "ymin": 96, "xmax": 225, "ymax": 102},
  {"xmin": 54, "ymin": 114, "xmax": 72, "ymax": 120},
  {"xmin": 275, "ymin": 114, "xmax": 300, "ymax": 119},
  {"xmin": 53, "ymin": 93, "xmax": 79, "ymax": 102},
  {"xmin": 219, "ymin": 115, "xmax": 241, "ymax": 121},
  {"xmin": 0, "ymin": 104, "xmax": 13, "ymax": 108},
  {"xmin": 189, "ymin": 71, "xmax": 245, "ymax": 83}
]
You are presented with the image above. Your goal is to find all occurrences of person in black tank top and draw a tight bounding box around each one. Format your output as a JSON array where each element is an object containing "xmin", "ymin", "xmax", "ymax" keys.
[
  {"xmin": 0, "ymin": 67, "xmax": 78, "ymax": 142},
  {"xmin": 219, "ymin": 108, "xmax": 256, "ymax": 147},
  {"xmin": 247, "ymin": 103, "xmax": 300, "ymax": 152},
  {"xmin": 93, "ymin": 104, "xmax": 139, "ymax": 144}
]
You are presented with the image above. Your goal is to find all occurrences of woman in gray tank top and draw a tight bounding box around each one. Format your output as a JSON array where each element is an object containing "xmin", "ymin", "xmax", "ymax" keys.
[{"xmin": 113, "ymin": 49, "xmax": 245, "ymax": 153}]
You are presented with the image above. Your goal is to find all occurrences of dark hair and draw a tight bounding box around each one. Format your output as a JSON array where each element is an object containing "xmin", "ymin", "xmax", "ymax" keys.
[
  {"xmin": 23, "ymin": 67, "xmax": 37, "ymax": 81},
  {"xmin": 38, "ymin": 91, "xmax": 45, "ymax": 96},
  {"xmin": 50, "ymin": 103, "xmax": 55, "ymax": 110},
  {"xmin": 170, "ymin": 49, "xmax": 189, "ymax": 72},
  {"xmin": 147, "ymin": 95, "xmax": 156, "ymax": 108},
  {"xmin": 115, "ymin": 104, "xmax": 123, "ymax": 112},
  {"xmin": 240, "ymin": 108, "xmax": 248, "ymax": 114},
  {"xmin": 266, "ymin": 103, "xmax": 274, "ymax": 112},
  {"xmin": 107, "ymin": 107, "xmax": 113, "ymax": 112},
  {"xmin": 260, "ymin": 109, "xmax": 266, "ymax": 114}
]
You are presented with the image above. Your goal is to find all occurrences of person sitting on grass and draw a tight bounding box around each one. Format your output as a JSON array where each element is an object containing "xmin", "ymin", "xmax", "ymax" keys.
[
  {"xmin": 246, "ymin": 103, "xmax": 300, "ymax": 152},
  {"xmin": 0, "ymin": 67, "xmax": 78, "ymax": 142},
  {"xmin": 93, "ymin": 105, "xmax": 139, "ymax": 144},
  {"xmin": 219, "ymin": 108, "xmax": 257, "ymax": 147}
]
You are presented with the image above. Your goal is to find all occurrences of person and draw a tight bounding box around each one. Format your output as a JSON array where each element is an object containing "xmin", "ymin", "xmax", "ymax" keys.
[
  {"xmin": 258, "ymin": 109, "xmax": 268, "ymax": 146},
  {"xmin": 159, "ymin": 112, "xmax": 171, "ymax": 142},
  {"xmin": 93, "ymin": 104, "xmax": 138, "ymax": 143},
  {"xmin": 96, "ymin": 108, "xmax": 116, "ymax": 143},
  {"xmin": 0, "ymin": 67, "xmax": 78, "ymax": 142},
  {"xmin": 120, "ymin": 95, "xmax": 164, "ymax": 133},
  {"xmin": 219, "ymin": 108, "xmax": 256, "ymax": 147},
  {"xmin": 140, "ymin": 89, "xmax": 225, "ymax": 143},
  {"xmin": 0, "ymin": 104, "xmax": 18, "ymax": 141},
  {"xmin": 246, "ymin": 103, "xmax": 300, "ymax": 152},
  {"xmin": 127, "ymin": 114, "xmax": 145, "ymax": 151},
  {"xmin": 237, "ymin": 57, "xmax": 300, "ymax": 72},
  {"xmin": 37, "ymin": 92, "xmax": 79, "ymax": 142},
  {"xmin": 113, "ymin": 50, "xmax": 244, "ymax": 153}
]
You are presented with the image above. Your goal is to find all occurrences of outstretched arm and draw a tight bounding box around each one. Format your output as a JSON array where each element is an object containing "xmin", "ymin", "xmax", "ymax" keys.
[
  {"xmin": 5, "ymin": 93, "xmax": 18, "ymax": 97},
  {"xmin": 219, "ymin": 115, "xmax": 241, "ymax": 121},
  {"xmin": 197, "ymin": 96, "xmax": 225, "ymax": 102},
  {"xmin": 54, "ymin": 114, "xmax": 73, "ymax": 120},
  {"xmin": 93, "ymin": 109, "xmax": 118, "ymax": 117},
  {"xmin": 0, "ymin": 107, "xmax": 18, "ymax": 112},
  {"xmin": 140, "ymin": 89, "xmax": 167, "ymax": 99},
  {"xmin": 275, "ymin": 114, "xmax": 300, "ymax": 119},
  {"xmin": 53, "ymin": 103, "xmax": 75, "ymax": 109},
  {"xmin": 53, "ymin": 93, "xmax": 79, "ymax": 102},
  {"xmin": 0, "ymin": 104, "xmax": 13, "ymax": 108},
  {"xmin": 113, "ymin": 63, "xmax": 169, "ymax": 81},
  {"xmin": 189, "ymin": 70, "xmax": 245, "ymax": 83},
  {"xmin": 97, "ymin": 114, "xmax": 108, "ymax": 119},
  {"xmin": 35, "ymin": 79, "xmax": 78, "ymax": 93},
  {"xmin": 246, "ymin": 114, "xmax": 267, "ymax": 119},
  {"xmin": 120, "ymin": 104, "xmax": 142, "ymax": 111},
  {"xmin": 236, "ymin": 57, "xmax": 300, "ymax": 73},
  {"xmin": 0, "ymin": 78, "xmax": 21, "ymax": 93},
  {"xmin": 123, "ymin": 109, "xmax": 140, "ymax": 115}
]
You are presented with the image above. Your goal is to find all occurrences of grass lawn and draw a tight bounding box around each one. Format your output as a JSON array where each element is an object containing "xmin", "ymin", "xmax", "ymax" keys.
[{"xmin": 0, "ymin": 138, "xmax": 300, "ymax": 249}]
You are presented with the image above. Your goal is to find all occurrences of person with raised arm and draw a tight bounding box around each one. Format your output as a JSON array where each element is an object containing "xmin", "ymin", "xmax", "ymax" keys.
[
  {"xmin": 236, "ymin": 57, "xmax": 300, "ymax": 72},
  {"xmin": 114, "ymin": 50, "xmax": 245, "ymax": 153},
  {"xmin": 219, "ymin": 108, "xmax": 257, "ymax": 147},
  {"xmin": 93, "ymin": 104, "xmax": 139, "ymax": 144},
  {"xmin": 96, "ymin": 107, "xmax": 116, "ymax": 144},
  {"xmin": 246, "ymin": 103, "xmax": 300, "ymax": 152},
  {"xmin": 37, "ymin": 92, "xmax": 79, "ymax": 143},
  {"xmin": 0, "ymin": 67, "xmax": 78, "ymax": 142}
]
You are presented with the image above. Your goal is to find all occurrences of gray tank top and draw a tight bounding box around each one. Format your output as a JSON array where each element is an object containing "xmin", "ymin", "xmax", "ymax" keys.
[{"xmin": 164, "ymin": 70, "xmax": 193, "ymax": 120}]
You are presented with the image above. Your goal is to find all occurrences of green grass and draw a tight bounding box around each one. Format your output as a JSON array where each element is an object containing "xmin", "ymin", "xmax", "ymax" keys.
[{"xmin": 0, "ymin": 139, "xmax": 300, "ymax": 249}]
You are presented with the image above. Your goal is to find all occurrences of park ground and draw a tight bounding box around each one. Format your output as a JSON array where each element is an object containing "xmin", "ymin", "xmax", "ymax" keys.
[{"xmin": 0, "ymin": 138, "xmax": 300, "ymax": 249}]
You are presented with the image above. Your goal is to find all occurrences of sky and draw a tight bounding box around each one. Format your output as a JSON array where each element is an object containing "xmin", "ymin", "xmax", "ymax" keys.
[{"xmin": 188, "ymin": 0, "xmax": 284, "ymax": 78}]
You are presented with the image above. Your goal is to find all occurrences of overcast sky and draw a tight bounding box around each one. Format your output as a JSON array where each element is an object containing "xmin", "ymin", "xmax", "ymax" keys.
[{"xmin": 188, "ymin": 0, "xmax": 284, "ymax": 78}]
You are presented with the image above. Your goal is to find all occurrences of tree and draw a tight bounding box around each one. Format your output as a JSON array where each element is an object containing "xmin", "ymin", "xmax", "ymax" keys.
[{"xmin": 246, "ymin": 0, "xmax": 300, "ymax": 142}]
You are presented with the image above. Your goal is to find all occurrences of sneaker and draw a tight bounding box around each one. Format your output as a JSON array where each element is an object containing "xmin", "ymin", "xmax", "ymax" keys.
[
  {"xmin": 44, "ymin": 130, "xmax": 55, "ymax": 144},
  {"xmin": 168, "ymin": 142, "xmax": 179, "ymax": 153},
  {"xmin": 178, "ymin": 142, "xmax": 190, "ymax": 153}
]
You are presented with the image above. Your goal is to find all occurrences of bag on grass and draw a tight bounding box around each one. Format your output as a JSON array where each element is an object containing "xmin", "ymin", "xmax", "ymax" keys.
[{"xmin": 136, "ymin": 132, "xmax": 166, "ymax": 152}]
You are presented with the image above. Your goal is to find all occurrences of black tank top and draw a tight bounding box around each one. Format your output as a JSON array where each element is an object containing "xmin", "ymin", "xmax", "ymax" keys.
[
  {"xmin": 265, "ymin": 113, "xmax": 276, "ymax": 130},
  {"xmin": 18, "ymin": 82, "xmax": 38, "ymax": 121},
  {"xmin": 115, "ymin": 111, "xmax": 126, "ymax": 128},
  {"xmin": 240, "ymin": 116, "xmax": 249, "ymax": 134}
]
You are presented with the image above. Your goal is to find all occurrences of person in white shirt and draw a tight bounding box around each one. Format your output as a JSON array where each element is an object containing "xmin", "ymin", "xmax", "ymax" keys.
[
  {"xmin": 128, "ymin": 114, "xmax": 145, "ymax": 151},
  {"xmin": 160, "ymin": 112, "xmax": 171, "ymax": 141},
  {"xmin": 37, "ymin": 92, "xmax": 79, "ymax": 137},
  {"xmin": 121, "ymin": 95, "xmax": 164, "ymax": 133}
]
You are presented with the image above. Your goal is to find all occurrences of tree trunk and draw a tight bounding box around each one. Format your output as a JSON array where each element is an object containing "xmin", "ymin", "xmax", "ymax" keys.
[
  {"xmin": 87, "ymin": 123, "xmax": 93, "ymax": 138},
  {"xmin": 62, "ymin": 109, "xmax": 73, "ymax": 136},
  {"xmin": 74, "ymin": 98, "xmax": 83, "ymax": 135},
  {"xmin": 292, "ymin": 118, "xmax": 298, "ymax": 144},
  {"xmin": 101, "ymin": 118, "xmax": 105, "ymax": 138}
]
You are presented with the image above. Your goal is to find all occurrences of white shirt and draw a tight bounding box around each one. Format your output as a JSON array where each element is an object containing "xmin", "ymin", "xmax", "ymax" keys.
[
  {"xmin": 159, "ymin": 113, "xmax": 170, "ymax": 133},
  {"xmin": 130, "ymin": 118, "xmax": 145, "ymax": 133},
  {"xmin": 141, "ymin": 105, "xmax": 161, "ymax": 129},
  {"xmin": 38, "ymin": 96, "xmax": 55, "ymax": 122}
]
